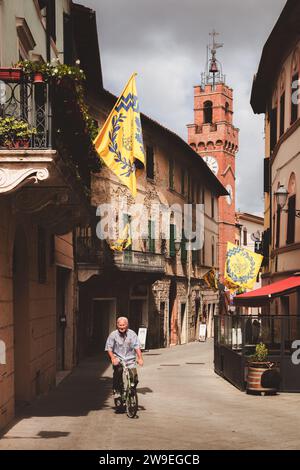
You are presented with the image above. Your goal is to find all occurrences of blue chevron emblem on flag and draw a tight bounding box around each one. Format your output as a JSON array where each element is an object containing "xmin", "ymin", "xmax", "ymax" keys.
[{"xmin": 115, "ymin": 93, "xmax": 139, "ymax": 113}]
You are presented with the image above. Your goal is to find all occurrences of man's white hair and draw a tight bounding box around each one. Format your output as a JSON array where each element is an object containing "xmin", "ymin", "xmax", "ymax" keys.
[{"xmin": 117, "ymin": 316, "xmax": 129, "ymax": 325}]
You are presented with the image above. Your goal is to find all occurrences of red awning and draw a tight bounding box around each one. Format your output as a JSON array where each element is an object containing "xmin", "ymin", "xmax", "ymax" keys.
[{"xmin": 234, "ymin": 275, "xmax": 300, "ymax": 307}]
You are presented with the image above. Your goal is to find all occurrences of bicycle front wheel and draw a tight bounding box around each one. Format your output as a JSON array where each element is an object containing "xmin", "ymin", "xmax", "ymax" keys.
[{"xmin": 126, "ymin": 389, "xmax": 138, "ymax": 418}]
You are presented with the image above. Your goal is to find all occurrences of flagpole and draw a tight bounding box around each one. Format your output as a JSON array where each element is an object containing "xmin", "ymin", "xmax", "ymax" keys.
[{"xmin": 93, "ymin": 72, "xmax": 138, "ymax": 145}]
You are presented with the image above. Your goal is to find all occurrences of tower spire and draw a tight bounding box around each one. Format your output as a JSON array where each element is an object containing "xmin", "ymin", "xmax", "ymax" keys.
[{"xmin": 202, "ymin": 30, "xmax": 226, "ymax": 88}]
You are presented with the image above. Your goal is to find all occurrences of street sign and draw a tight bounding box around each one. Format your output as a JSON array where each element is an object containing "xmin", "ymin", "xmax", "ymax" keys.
[
  {"xmin": 138, "ymin": 327, "xmax": 147, "ymax": 350},
  {"xmin": 199, "ymin": 323, "xmax": 207, "ymax": 342}
]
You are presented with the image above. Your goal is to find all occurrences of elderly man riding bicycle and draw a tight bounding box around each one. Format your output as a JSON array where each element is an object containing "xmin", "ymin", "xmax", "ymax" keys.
[{"xmin": 105, "ymin": 317, "xmax": 144, "ymax": 411}]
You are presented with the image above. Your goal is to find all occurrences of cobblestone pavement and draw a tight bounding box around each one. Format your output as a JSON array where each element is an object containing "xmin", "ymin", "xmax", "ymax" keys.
[{"xmin": 1, "ymin": 340, "xmax": 300, "ymax": 450}]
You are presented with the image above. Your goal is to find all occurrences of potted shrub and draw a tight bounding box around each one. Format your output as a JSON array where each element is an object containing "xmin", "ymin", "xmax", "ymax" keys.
[
  {"xmin": 0, "ymin": 117, "xmax": 37, "ymax": 149},
  {"xmin": 247, "ymin": 343, "xmax": 280, "ymax": 395}
]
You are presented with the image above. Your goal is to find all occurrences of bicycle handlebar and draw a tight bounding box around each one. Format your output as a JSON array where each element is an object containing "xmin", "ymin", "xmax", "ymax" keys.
[{"xmin": 116, "ymin": 358, "xmax": 137, "ymax": 370}]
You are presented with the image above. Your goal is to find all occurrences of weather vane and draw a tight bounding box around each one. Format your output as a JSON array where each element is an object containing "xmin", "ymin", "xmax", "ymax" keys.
[
  {"xmin": 209, "ymin": 30, "xmax": 223, "ymax": 71},
  {"xmin": 202, "ymin": 30, "xmax": 225, "ymax": 88}
]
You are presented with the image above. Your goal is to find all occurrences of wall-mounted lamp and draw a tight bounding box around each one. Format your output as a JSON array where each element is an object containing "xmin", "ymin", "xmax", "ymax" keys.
[{"xmin": 274, "ymin": 185, "xmax": 300, "ymax": 218}]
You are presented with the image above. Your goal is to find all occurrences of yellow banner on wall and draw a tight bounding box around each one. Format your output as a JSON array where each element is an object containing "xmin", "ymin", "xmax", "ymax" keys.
[{"xmin": 224, "ymin": 242, "xmax": 263, "ymax": 291}]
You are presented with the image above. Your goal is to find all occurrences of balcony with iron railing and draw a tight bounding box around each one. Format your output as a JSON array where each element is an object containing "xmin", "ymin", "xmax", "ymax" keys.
[
  {"xmin": 0, "ymin": 70, "xmax": 51, "ymax": 150},
  {"xmin": 0, "ymin": 68, "xmax": 99, "ymax": 233},
  {"xmin": 112, "ymin": 250, "xmax": 166, "ymax": 273},
  {"xmin": 76, "ymin": 234, "xmax": 166, "ymax": 282}
]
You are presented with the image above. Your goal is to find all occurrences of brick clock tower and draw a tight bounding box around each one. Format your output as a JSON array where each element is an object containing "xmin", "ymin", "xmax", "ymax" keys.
[{"xmin": 187, "ymin": 32, "xmax": 239, "ymax": 281}]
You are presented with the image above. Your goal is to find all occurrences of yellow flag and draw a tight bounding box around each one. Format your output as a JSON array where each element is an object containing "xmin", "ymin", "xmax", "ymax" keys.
[
  {"xmin": 203, "ymin": 269, "xmax": 218, "ymax": 292},
  {"xmin": 223, "ymin": 277, "xmax": 240, "ymax": 294},
  {"xmin": 110, "ymin": 223, "xmax": 132, "ymax": 252},
  {"xmin": 224, "ymin": 242, "xmax": 263, "ymax": 290},
  {"xmin": 94, "ymin": 73, "xmax": 145, "ymax": 197}
]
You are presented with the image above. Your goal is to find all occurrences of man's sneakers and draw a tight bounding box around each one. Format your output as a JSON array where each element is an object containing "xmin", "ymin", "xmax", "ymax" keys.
[
  {"xmin": 113, "ymin": 392, "xmax": 124, "ymax": 412},
  {"xmin": 114, "ymin": 397, "xmax": 122, "ymax": 408}
]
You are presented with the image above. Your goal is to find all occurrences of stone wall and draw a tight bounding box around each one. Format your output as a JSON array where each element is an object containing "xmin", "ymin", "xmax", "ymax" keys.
[{"xmin": 0, "ymin": 197, "xmax": 76, "ymax": 431}]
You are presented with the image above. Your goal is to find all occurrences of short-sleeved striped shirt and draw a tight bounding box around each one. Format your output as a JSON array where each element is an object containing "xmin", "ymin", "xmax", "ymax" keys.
[{"xmin": 105, "ymin": 329, "xmax": 141, "ymax": 368}]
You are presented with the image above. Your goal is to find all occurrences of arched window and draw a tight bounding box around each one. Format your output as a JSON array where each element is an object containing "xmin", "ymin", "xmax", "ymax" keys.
[
  {"xmin": 287, "ymin": 173, "xmax": 297, "ymax": 245},
  {"xmin": 225, "ymin": 102, "xmax": 230, "ymax": 115},
  {"xmin": 291, "ymin": 49, "xmax": 300, "ymax": 125},
  {"xmin": 204, "ymin": 101, "xmax": 213, "ymax": 124}
]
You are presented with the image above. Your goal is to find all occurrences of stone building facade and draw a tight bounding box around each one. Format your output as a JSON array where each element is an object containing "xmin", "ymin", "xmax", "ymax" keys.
[
  {"xmin": 0, "ymin": 0, "xmax": 94, "ymax": 431},
  {"xmin": 251, "ymin": 0, "xmax": 300, "ymax": 314}
]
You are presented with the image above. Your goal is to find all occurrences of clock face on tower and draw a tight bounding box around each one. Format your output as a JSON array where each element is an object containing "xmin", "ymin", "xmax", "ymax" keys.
[
  {"xmin": 226, "ymin": 184, "xmax": 233, "ymax": 205},
  {"xmin": 203, "ymin": 156, "xmax": 219, "ymax": 176}
]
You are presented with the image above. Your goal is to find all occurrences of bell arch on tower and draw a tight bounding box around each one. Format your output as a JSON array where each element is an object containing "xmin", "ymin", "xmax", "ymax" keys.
[{"xmin": 204, "ymin": 100, "xmax": 213, "ymax": 124}]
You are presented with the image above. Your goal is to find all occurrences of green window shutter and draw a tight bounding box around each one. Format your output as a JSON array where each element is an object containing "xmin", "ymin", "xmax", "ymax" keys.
[
  {"xmin": 181, "ymin": 230, "xmax": 187, "ymax": 263},
  {"xmin": 170, "ymin": 224, "xmax": 176, "ymax": 257},
  {"xmin": 148, "ymin": 220, "xmax": 155, "ymax": 253},
  {"xmin": 192, "ymin": 247, "xmax": 198, "ymax": 264}
]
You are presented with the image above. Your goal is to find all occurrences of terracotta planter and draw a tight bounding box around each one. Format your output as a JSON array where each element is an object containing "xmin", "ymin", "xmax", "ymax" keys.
[
  {"xmin": 247, "ymin": 362, "xmax": 279, "ymax": 394},
  {"xmin": 11, "ymin": 140, "xmax": 20, "ymax": 149},
  {"xmin": 0, "ymin": 68, "xmax": 22, "ymax": 82},
  {"xmin": 33, "ymin": 72, "xmax": 44, "ymax": 84},
  {"xmin": 2, "ymin": 139, "xmax": 30, "ymax": 149},
  {"xmin": 19, "ymin": 139, "xmax": 30, "ymax": 148}
]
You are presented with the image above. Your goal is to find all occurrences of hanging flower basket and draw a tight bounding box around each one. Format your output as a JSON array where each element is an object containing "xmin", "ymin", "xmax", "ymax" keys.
[{"xmin": 0, "ymin": 68, "xmax": 22, "ymax": 82}]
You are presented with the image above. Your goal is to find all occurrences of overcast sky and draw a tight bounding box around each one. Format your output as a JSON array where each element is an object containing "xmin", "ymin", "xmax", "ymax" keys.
[{"xmin": 80, "ymin": 0, "xmax": 287, "ymax": 215}]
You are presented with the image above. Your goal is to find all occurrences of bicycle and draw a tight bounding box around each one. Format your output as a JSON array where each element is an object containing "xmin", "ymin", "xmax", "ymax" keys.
[{"xmin": 116, "ymin": 359, "xmax": 139, "ymax": 418}]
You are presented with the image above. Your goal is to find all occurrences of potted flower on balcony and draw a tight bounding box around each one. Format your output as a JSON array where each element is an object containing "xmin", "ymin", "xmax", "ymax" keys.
[
  {"xmin": 0, "ymin": 117, "xmax": 37, "ymax": 149},
  {"xmin": 247, "ymin": 343, "xmax": 280, "ymax": 395},
  {"xmin": 0, "ymin": 67, "xmax": 22, "ymax": 82}
]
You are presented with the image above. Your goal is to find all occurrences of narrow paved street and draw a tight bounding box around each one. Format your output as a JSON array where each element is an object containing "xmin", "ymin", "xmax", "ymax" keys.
[{"xmin": 1, "ymin": 341, "xmax": 300, "ymax": 450}]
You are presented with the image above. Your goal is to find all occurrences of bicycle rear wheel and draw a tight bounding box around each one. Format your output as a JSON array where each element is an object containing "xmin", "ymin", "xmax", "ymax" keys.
[{"xmin": 126, "ymin": 388, "xmax": 138, "ymax": 418}]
